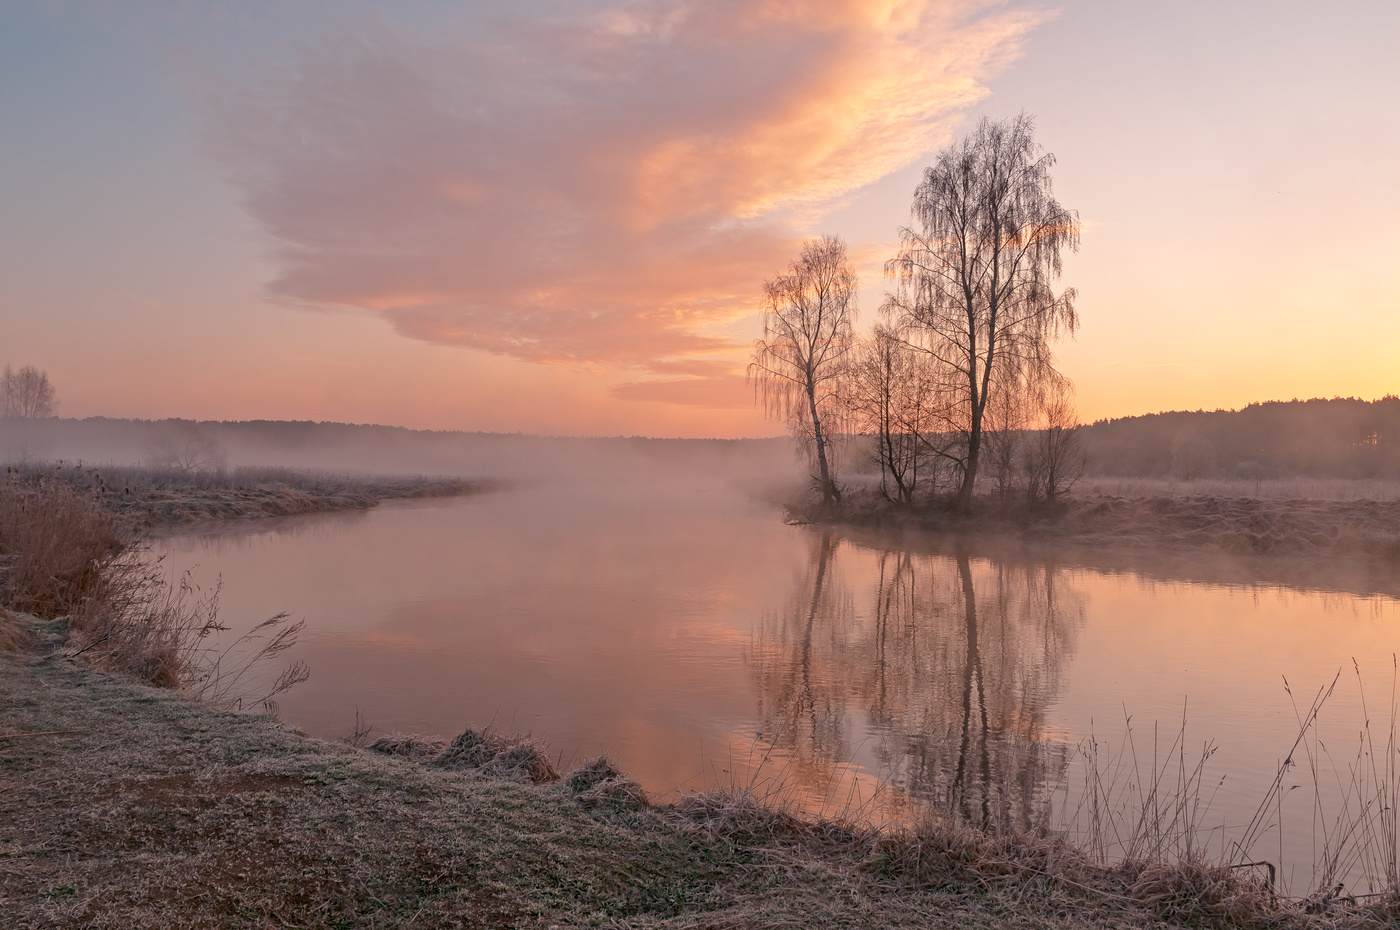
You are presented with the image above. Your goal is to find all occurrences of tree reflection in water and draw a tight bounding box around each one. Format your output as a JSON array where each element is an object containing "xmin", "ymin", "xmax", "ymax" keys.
[{"xmin": 750, "ymin": 531, "xmax": 1084, "ymax": 829}]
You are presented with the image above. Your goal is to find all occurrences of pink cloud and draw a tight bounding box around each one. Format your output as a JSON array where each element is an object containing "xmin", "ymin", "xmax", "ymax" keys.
[{"xmin": 212, "ymin": 0, "xmax": 1043, "ymax": 403}]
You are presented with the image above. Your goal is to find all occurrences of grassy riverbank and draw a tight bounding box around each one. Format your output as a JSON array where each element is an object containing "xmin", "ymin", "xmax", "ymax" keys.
[
  {"xmin": 10, "ymin": 615, "xmax": 1397, "ymax": 930},
  {"xmin": 5, "ymin": 463, "xmax": 483, "ymax": 525}
]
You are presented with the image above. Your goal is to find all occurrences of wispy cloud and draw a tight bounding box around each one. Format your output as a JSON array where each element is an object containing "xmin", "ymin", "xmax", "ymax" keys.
[{"xmin": 211, "ymin": 0, "xmax": 1044, "ymax": 403}]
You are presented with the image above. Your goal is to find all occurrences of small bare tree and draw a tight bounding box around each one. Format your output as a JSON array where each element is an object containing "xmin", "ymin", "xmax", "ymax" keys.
[
  {"xmin": 847, "ymin": 322, "xmax": 946, "ymax": 505},
  {"xmin": 146, "ymin": 421, "xmax": 227, "ymax": 474},
  {"xmin": 1024, "ymin": 382, "xmax": 1084, "ymax": 503},
  {"xmin": 885, "ymin": 113, "xmax": 1079, "ymax": 514},
  {"xmin": 750, "ymin": 236, "xmax": 858, "ymax": 505},
  {"xmin": 2, "ymin": 365, "xmax": 57, "ymax": 418}
]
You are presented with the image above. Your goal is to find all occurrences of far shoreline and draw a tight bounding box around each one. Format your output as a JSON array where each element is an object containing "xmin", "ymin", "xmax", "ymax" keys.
[
  {"xmin": 5, "ymin": 462, "xmax": 496, "ymax": 526},
  {"xmin": 789, "ymin": 484, "xmax": 1400, "ymax": 566}
]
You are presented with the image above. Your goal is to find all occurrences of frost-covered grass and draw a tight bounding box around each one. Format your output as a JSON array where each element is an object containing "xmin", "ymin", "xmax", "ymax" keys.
[
  {"xmin": 1076, "ymin": 476, "xmax": 1400, "ymax": 503},
  {"xmin": 3, "ymin": 461, "xmax": 481, "ymax": 524},
  {"xmin": 5, "ymin": 614, "xmax": 1400, "ymax": 928}
]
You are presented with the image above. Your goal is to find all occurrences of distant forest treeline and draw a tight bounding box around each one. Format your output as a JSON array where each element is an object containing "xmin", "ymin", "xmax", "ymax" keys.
[
  {"xmin": 3, "ymin": 397, "xmax": 1399, "ymax": 484},
  {"xmin": 1079, "ymin": 396, "xmax": 1400, "ymax": 479},
  {"xmin": 0, "ymin": 415, "xmax": 791, "ymax": 485}
]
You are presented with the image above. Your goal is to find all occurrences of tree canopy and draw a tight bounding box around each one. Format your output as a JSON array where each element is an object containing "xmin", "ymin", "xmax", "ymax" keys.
[{"xmin": 884, "ymin": 113, "xmax": 1079, "ymax": 512}]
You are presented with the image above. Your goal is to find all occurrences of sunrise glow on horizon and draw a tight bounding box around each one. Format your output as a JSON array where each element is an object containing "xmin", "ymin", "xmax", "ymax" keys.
[{"xmin": 2, "ymin": 0, "xmax": 1397, "ymax": 438}]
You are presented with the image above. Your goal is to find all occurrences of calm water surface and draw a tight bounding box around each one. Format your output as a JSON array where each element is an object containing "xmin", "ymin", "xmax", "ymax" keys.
[{"xmin": 152, "ymin": 480, "xmax": 1400, "ymax": 893}]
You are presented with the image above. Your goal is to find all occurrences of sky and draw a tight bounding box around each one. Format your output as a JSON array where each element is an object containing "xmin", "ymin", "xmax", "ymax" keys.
[{"xmin": 1, "ymin": 0, "xmax": 1397, "ymax": 438}]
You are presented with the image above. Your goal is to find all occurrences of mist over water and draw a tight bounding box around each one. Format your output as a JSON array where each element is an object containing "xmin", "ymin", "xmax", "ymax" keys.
[
  {"xmin": 150, "ymin": 464, "xmax": 1400, "ymax": 895},
  {"xmin": 13, "ymin": 414, "xmax": 1397, "ymax": 891}
]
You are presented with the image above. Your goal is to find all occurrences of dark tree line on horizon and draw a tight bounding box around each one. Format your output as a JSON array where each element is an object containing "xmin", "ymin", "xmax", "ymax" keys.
[
  {"xmin": 1078, "ymin": 396, "xmax": 1400, "ymax": 480},
  {"xmin": 750, "ymin": 114, "xmax": 1084, "ymax": 513}
]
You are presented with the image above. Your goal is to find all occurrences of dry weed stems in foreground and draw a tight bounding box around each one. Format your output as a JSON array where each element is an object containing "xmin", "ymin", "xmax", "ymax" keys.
[{"xmin": 0, "ymin": 473, "xmax": 305, "ymax": 704}]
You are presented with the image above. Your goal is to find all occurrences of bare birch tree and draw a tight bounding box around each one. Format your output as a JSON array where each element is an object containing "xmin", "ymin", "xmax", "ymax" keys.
[
  {"xmin": 885, "ymin": 114, "xmax": 1079, "ymax": 513},
  {"xmin": 1, "ymin": 365, "xmax": 57, "ymax": 418},
  {"xmin": 848, "ymin": 322, "xmax": 946, "ymax": 505},
  {"xmin": 750, "ymin": 235, "xmax": 858, "ymax": 505}
]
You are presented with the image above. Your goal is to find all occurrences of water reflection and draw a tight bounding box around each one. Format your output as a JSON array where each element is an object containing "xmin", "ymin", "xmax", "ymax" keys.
[
  {"xmin": 151, "ymin": 492, "xmax": 1400, "ymax": 890},
  {"xmin": 752, "ymin": 531, "xmax": 1083, "ymax": 829}
]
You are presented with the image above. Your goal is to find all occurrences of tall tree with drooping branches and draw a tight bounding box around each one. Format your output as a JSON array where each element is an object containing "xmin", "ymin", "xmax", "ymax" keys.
[{"xmin": 885, "ymin": 113, "xmax": 1079, "ymax": 514}]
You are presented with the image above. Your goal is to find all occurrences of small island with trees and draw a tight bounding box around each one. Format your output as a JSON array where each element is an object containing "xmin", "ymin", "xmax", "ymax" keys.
[
  {"xmin": 749, "ymin": 115, "xmax": 1400, "ymax": 567},
  {"xmin": 751, "ymin": 114, "xmax": 1086, "ymax": 515}
]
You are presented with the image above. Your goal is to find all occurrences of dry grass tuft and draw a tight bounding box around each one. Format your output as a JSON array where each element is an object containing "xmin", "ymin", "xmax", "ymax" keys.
[
  {"xmin": 65, "ymin": 557, "xmax": 308, "ymax": 704},
  {"xmin": 1352, "ymin": 890, "xmax": 1400, "ymax": 926},
  {"xmin": 435, "ymin": 727, "xmax": 560, "ymax": 783},
  {"xmin": 1126, "ymin": 860, "xmax": 1274, "ymax": 928},
  {"xmin": 480, "ymin": 739, "xmax": 560, "ymax": 783},
  {"xmin": 0, "ymin": 476, "xmax": 124, "ymax": 617},
  {"xmin": 865, "ymin": 817, "xmax": 1280, "ymax": 925},
  {"xmin": 863, "ymin": 814, "xmax": 1080, "ymax": 890},
  {"xmin": 864, "ymin": 820, "xmax": 997, "ymax": 887},
  {"xmin": 565, "ymin": 755, "xmax": 650, "ymax": 810},
  {"xmin": 0, "ymin": 607, "xmax": 32, "ymax": 652},
  {"xmin": 436, "ymin": 726, "xmax": 510, "ymax": 767},
  {"xmin": 671, "ymin": 786, "xmax": 864, "ymax": 848},
  {"xmin": 367, "ymin": 732, "xmax": 448, "ymax": 761},
  {"xmin": 66, "ymin": 562, "xmax": 216, "ymax": 688}
]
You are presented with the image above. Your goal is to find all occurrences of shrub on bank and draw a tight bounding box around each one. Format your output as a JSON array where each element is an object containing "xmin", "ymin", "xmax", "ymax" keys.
[
  {"xmin": 0, "ymin": 473, "xmax": 306, "ymax": 701},
  {"xmin": 0, "ymin": 474, "xmax": 123, "ymax": 617}
]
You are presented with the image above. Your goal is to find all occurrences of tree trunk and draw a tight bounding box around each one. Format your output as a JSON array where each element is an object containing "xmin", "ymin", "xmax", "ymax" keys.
[
  {"xmin": 953, "ymin": 393, "xmax": 985, "ymax": 514},
  {"xmin": 807, "ymin": 384, "xmax": 839, "ymax": 504},
  {"xmin": 953, "ymin": 288, "xmax": 983, "ymax": 515}
]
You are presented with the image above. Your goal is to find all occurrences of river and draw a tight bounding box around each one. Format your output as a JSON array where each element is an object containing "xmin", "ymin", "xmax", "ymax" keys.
[{"xmin": 152, "ymin": 478, "xmax": 1400, "ymax": 895}]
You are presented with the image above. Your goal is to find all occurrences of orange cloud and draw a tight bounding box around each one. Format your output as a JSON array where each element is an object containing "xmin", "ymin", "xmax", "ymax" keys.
[{"xmin": 212, "ymin": 0, "xmax": 1043, "ymax": 404}]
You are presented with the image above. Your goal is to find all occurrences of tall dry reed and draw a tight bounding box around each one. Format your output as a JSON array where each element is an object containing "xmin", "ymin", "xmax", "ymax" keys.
[
  {"xmin": 1044, "ymin": 667, "xmax": 1400, "ymax": 906},
  {"xmin": 1234, "ymin": 663, "xmax": 1400, "ymax": 900},
  {"xmin": 1057, "ymin": 705, "xmax": 1227, "ymax": 868},
  {"xmin": 0, "ymin": 472, "xmax": 123, "ymax": 617},
  {"xmin": 0, "ymin": 472, "xmax": 306, "ymax": 706}
]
